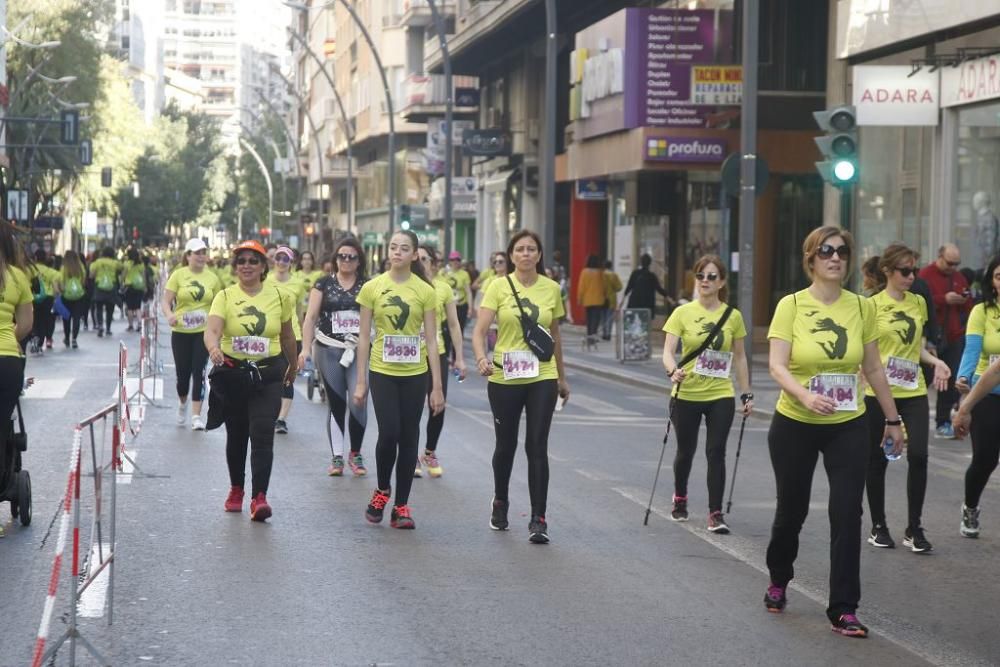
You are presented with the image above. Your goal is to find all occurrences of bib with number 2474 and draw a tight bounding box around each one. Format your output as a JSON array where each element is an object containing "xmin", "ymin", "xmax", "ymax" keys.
[
  {"xmin": 694, "ymin": 350, "xmax": 732, "ymax": 379},
  {"xmin": 383, "ymin": 335, "xmax": 420, "ymax": 363},
  {"xmin": 502, "ymin": 350, "xmax": 539, "ymax": 380},
  {"xmin": 809, "ymin": 373, "xmax": 858, "ymax": 411}
]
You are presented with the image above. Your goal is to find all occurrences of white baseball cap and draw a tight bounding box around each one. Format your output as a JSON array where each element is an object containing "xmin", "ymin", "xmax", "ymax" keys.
[{"xmin": 185, "ymin": 238, "xmax": 208, "ymax": 253}]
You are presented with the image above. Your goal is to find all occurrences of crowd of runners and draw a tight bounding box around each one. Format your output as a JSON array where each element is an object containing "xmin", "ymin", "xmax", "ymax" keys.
[{"xmin": 4, "ymin": 219, "xmax": 1000, "ymax": 639}]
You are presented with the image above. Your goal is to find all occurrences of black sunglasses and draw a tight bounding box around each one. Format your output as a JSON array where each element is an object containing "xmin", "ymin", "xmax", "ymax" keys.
[
  {"xmin": 894, "ymin": 267, "xmax": 916, "ymax": 277},
  {"xmin": 695, "ymin": 272, "xmax": 719, "ymax": 281},
  {"xmin": 337, "ymin": 253, "xmax": 359, "ymax": 261},
  {"xmin": 816, "ymin": 244, "xmax": 851, "ymax": 260},
  {"xmin": 235, "ymin": 256, "xmax": 262, "ymax": 266}
]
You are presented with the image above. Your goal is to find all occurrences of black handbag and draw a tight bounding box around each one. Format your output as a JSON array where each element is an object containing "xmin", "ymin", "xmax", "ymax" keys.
[{"xmin": 506, "ymin": 276, "xmax": 555, "ymax": 362}]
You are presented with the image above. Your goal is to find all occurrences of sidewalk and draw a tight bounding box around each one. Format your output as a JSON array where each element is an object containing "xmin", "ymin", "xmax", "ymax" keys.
[{"xmin": 559, "ymin": 324, "xmax": 782, "ymax": 417}]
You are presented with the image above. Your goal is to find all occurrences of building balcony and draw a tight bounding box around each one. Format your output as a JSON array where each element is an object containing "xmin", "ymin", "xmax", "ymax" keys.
[
  {"xmin": 399, "ymin": 0, "xmax": 456, "ymax": 28},
  {"xmin": 401, "ymin": 72, "xmax": 480, "ymax": 122}
]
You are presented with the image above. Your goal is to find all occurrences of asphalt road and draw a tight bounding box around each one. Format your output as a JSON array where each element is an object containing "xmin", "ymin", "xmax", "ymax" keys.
[{"xmin": 2, "ymin": 323, "xmax": 999, "ymax": 666}]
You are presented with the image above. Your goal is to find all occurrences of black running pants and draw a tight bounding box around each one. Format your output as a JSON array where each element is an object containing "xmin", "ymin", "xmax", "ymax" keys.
[
  {"xmin": 670, "ymin": 397, "xmax": 735, "ymax": 513},
  {"xmin": 864, "ymin": 395, "xmax": 929, "ymax": 530},
  {"xmin": 424, "ymin": 353, "xmax": 450, "ymax": 452},
  {"xmin": 369, "ymin": 370, "xmax": 427, "ymax": 506},
  {"xmin": 223, "ymin": 361, "xmax": 286, "ymax": 496},
  {"xmin": 61, "ymin": 299, "xmax": 86, "ymax": 341},
  {"xmin": 965, "ymin": 394, "xmax": 1000, "ymax": 508},
  {"xmin": 171, "ymin": 331, "xmax": 209, "ymax": 402}
]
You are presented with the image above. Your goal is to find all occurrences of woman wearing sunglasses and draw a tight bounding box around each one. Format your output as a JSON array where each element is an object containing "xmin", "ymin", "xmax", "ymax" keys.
[
  {"xmin": 354, "ymin": 230, "xmax": 444, "ymax": 530},
  {"xmin": 661, "ymin": 254, "xmax": 752, "ymax": 534},
  {"xmin": 862, "ymin": 244, "xmax": 949, "ymax": 553},
  {"xmin": 205, "ymin": 240, "xmax": 298, "ymax": 521},
  {"xmin": 763, "ymin": 226, "xmax": 903, "ymax": 638},
  {"xmin": 954, "ymin": 254, "xmax": 1000, "ymax": 538},
  {"xmin": 300, "ymin": 238, "xmax": 369, "ymax": 477},
  {"xmin": 266, "ymin": 246, "xmax": 308, "ymax": 434},
  {"xmin": 412, "ymin": 245, "xmax": 467, "ymax": 478},
  {"xmin": 475, "ymin": 252, "xmax": 508, "ymax": 352}
]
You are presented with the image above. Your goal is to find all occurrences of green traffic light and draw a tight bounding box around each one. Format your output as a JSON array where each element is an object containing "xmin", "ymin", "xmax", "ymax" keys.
[
  {"xmin": 833, "ymin": 159, "xmax": 856, "ymax": 182},
  {"xmin": 401, "ymin": 220, "xmax": 411, "ymax": 231}
]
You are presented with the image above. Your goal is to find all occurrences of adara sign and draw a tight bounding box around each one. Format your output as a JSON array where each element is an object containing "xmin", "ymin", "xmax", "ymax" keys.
[
  {"xmin": 852, "ymin": 66, "xmax": 939, "ymax": 126},
  {"xmin": 941, "ymin": 54, "xmax": 1000, "ymax": 108}
]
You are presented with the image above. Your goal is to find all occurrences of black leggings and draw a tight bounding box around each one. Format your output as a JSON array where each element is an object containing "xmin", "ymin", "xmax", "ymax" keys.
[
  {"xmin": 488, "ymin": 379, "xmax": 558, "ymax": 517},
  {"xmin": 369, "ymin": 371, "xmax": 427, "ymax": 506},
  {"xmin": 766, "ymin": 412, "xmax": 868, "ymax": 620},
  {"xmin": 864, "ymin": 395, "xmax": 929, "ymax": 530},
  {"xmin": 0, "ymin": 356, "xmax": 24, "ymax": 431},
  {"xmin": 965, "ymin": 394, "xmax": 1000, "ymax": 508},
  {"xmin": 585, "ymin": 305, "xmax": 602, "ymax": 337},
  {"xmin": 171, "ymin": 331, "xmax": 209, "ymax": 402},
  {"xmin": 281, "ymin": 341, "xmax": 303, "ymax": 399},
  {"xmin": 223, "ymin": 361, "xmax": 286, "ymax": 496},
  {"xmin": 93, "ymin": 296, "xmax": 115, "ymax": 331},
  {"xmin": 62, "ymin": 299, "xmax": 87, "ymax": 341},
  {"xmin": 32, "ymin": 297, "xmax": 53, "ymax": 342},
  {"xmin": 671, "ymin": 397, "xmax": 735, "ymax": 512},
  {"xmin": 424, "ymin": 353, "xmax": 450, "ymax": 452}
]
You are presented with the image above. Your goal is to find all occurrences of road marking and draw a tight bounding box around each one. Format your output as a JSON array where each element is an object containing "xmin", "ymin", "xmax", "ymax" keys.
[
  {"xmin": 574, "ymin": 468, "xmax": 623, "ymax": 482},
  {"xmin": 78, "ymin": 542, "xmax": 112, "ymax": 618},
  {"xmin": 563, "ymin": 392, "xmax": 642, "ymax": 416},
  {"xmin": 111, "ymin": 378, "xmax": 164, "ymax": 401},
  {"xmin": 610, "ymin": 486, "xmax": 982, "ymax": 667},
  {"xmin": 23, "ymin": 378, "xmax": 74, "ymax": 399}
]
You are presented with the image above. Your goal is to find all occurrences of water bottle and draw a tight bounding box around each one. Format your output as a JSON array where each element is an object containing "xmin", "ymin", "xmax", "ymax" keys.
[
  {"xmin": 453, "ymin": 367, "xmax": 464, "ymax": 383},
  {"xmin": 884, "ymin": 436, "xmax": 900, "ymax": 461}
]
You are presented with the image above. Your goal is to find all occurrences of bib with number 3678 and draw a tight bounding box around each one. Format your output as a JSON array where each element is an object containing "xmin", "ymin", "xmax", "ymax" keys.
[{"xmin": 809, "ymin": 373, "xmax": 858, "ymax": 411}]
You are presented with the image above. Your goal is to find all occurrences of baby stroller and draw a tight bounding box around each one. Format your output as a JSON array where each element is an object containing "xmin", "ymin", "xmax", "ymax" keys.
[{"xmin": 1, "ymin": 400, "xmax": 31, "ymax": 526}]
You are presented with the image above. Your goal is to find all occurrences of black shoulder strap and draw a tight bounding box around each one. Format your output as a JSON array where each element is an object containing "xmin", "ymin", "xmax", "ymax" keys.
[
  {"xmin": 678, "ymin": 304, "xmax": 734, "ymax": 368},
  {"xmin": 506, "ymin": 275, "xmax": 529, "ymax": 321}
]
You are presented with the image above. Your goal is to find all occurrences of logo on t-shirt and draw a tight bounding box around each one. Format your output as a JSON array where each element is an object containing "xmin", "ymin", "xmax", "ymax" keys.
[
  {"xmin": 514, "ymin": 296, "xmax": 540, "ymax": 323},
  {"xmin": 699, "ymin": 320, "xmax": 726, "ymax": 351},
  {"xmin": 889, "ymin": 310, "xmax": 916, "ymax": 345},
  {"xmin": 383, "ymin": 295, "xmax": 411, "ymax": 331},
  {"xmin": 188, "ymin": 280, "xmax": 205, "ymax": 302},
  {"xmin": 238, "ymin": 305, "xmax": 267, "ymax": 336},
  {"xmin": 810, "ymin": 317, "xmax": 849, "ymax": 360}
]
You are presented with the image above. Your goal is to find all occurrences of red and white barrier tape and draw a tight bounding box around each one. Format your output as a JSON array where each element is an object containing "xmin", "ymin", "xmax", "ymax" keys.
[{"xmin": 30, "ymin": 428, "xmax": 82, "ymax": 667}]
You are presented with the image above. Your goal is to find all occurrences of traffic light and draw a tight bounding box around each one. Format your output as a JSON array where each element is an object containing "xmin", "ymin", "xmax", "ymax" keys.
[
  {"xmin": 101, "ymin": 167, "xmax": 112, "ymax": 188},
  {"xmin": 399, "ymin": 204, "xmax": 411, "ymax": 231},
  {"xmin": 813, "ymin": 106, "xmax": 858, "ymax": 186}
]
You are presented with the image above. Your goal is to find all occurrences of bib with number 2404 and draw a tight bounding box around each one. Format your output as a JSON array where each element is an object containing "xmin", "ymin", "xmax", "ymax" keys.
[
  {"xmin": 694, "ymin": 350, "xmax": 733, "ymax": 379},
  {"xmin": 502, "ymin": 350, "xmax": 539, "ymax": 380},
  {"xmin": 885, "ymin": 356, "xmax": 919, "ymax": 390},
  {"xmin": 382, "ymin": 335, "xmax": 420, "ymax": 363},
  {"xmin": 809, "ymin": 373, "xmax": 858, "ymax": 411},
  {"xmin": 181, "ymin": 309, "xmax": 207, "ymax": 330},
  {"xmin": 232, "ymin": 335, "xmax": 270, "ymax": 357}
]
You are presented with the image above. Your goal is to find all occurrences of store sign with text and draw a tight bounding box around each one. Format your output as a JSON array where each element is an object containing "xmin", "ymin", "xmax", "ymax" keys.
[
  {"xmin": 644, "ymin": 137, "xmax": 726, "ymax": 163},
  {"xmin": 852, "ymin": 66, "xmax": 939, "ymax": 125},
  {"xmin": 941, "ymin": 54, "xmax": 1000, "ymax": 108}
]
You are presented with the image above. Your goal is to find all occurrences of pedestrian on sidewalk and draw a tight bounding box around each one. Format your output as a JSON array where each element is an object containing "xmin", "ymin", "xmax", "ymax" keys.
[
  {"xmin": 27, "ymin": 250, "xmax": 58, "ymax": 354},
  {"xmin": 661, "ymin": 254, "xmax": 752, "ymax": 534},
  {"xmin": 415, "ymin": 245, "xmax": 467, "ymax": 479},
  {"xmin": 954, "ymin": 255, "xmax": 1000, "ymax": 538},
  {"xmin": 862, "ymin": 244, "xmax": 950, "ymax": 554},
  {"xmin": 353, "ymin": 230, "xmax": 444, "ymax": 530},
  {"xmin": 443, "ymin": 251, "xmax": 473, "ymax": 335},
  {"xmin": 162, "ymin": 238, "xmax": 222, "ymax": 431},
  {"xmin": 919, "ymin": 243, "xmax": 972, "ymax": 438},
  {"xmin": 121, "ymin": 247, "xmax": 147, "ymax": 333},
  {"xmin": 89, "ymin": 247, "xmax": 120, "ymax": 338},
  {"xmin": 763, "ymin": 226, "xmax": 903, "ymax": 638},
  {"xmin": 577, "ymin": 254, "xmax": 605, "ymax": 344},
  {"xmin": 267, "ymin": 246, "xmax": 307, "ymax": 434},
  {"xmin": 300, "ymin": 237, "xmax": 368, "ymax": 477},
  {"xmin": 59, "ymin": 250, "xmax": 87, "ymax": 349},
  {"xmin": 205, "ymin": 240, "xmax": 297, "ymax": 522},
  {"xmin": 602, "ymin": 260, "xmax": 622, "ymax": 341},
  {"xmin": 472, "ymin": 229, "xmax": 570, "ymax": 543},
  {"xmin": 622, "ymin": 253, "xmax": 674, "ymax": 314}
]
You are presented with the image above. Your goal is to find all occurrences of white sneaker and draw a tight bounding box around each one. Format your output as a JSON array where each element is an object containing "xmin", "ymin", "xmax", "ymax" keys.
[
  {"xmin": 191, "ymin": 414, "xmax": 205, "ymax": 431},
  {"xmin": 176, "ymin": 403, "xmax": 186, "ymax": 425}
]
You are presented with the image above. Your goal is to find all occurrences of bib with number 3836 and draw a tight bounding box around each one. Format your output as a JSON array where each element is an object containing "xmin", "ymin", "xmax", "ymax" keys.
[{"xmin": 382, "ymin": 335, "xmax": 420, "ymax": 363}]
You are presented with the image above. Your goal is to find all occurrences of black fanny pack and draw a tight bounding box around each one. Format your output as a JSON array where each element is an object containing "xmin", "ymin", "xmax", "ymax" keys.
[{"xmin": 507, "ymin": 276, "xmax": 555, "ymax": 362}]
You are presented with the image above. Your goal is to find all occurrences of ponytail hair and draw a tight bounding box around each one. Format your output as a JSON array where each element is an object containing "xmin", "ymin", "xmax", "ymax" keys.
[{"xmin": 870, "ymin": 243, "xmax": 919, "ymax": 294}]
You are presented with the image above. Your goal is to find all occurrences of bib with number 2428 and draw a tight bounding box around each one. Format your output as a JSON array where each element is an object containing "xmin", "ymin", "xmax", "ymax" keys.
[
  {"xmin": 502, "ymin": 350, "xmax": 539, "ymax": 380},
  {"xmin": 809, "ymin": 373, "xmax": 858, "ymax": 411},
  {"xmin": 383, "ymin": 335, "xmax": 420, "ymax": 363}
]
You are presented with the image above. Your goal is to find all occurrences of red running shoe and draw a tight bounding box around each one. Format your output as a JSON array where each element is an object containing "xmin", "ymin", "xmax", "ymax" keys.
[
  {"xmin": 224, "ymin": 486, "xmax": 244, "ymax": 512},
  {"xmin": 249, "ymin": 493, "xmax": 272, "ymax": 522},
  {"xmin": 390, "ymin": 505, "xmax": 415, "ymax": 529},
  {"xmin": 365, "ymin": 488, "xmax": 391, "ymax": 523}
]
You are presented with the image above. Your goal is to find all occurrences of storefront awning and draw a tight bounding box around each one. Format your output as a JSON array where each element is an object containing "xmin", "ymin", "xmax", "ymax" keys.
[{"xmin": 482, "ymin": 169, "xmax": 515, "ymax": 193}]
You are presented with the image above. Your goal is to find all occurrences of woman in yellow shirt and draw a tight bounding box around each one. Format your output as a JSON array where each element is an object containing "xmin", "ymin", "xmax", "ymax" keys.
[
  {"xmin": 28, "ymin": 249, "xmax": 60, "ymax": 353},
  {"xmin": 764, "ymin": 226, "xmax": 903, "ymax": 637},
  {"xmin": 204, "ymin": 240, "xmax": 297, "ymax": 522},
  {"xmin": 576, "ymin": 255, "xmax": 605, "ymax": 343},
  {"xmin": 267, "ymin": 246, "xmax": 307, "ymax": 434},
  {"xmin": 354, "ymin": 230, "xmax": 444, "ymax": 529},
  {"xmin": 0, "ymin": 221, "xmax": 33, "ymax": 432},
  {"xmin": 59, "ymin": 250, "xmax": 88, "ymax": 349},
  {"xmin": 89, "ymin": 246, "xmax": 121, "ymax": 337},
  {"xmin": 661, "ymin": 255, "xmax": 752, "ymax": 534},
  {"xmin": 121, "ymin": 247, "xmax": 147, "ymax": 332}
]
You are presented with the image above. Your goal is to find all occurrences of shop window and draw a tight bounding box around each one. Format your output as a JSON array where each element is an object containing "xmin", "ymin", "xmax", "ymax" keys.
[{"xmin": 955, "ymin": 102, "xmax": 1000, "ymax": 272}]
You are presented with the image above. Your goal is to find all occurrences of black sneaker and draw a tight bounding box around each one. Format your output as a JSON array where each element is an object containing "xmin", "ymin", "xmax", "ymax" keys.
[
  {"xmin": 365, "ymin": 488, "xmax": 391, "ymax": 524},
  {"xmin": 71, "ymin": 339, "xmax": 78, "ymax": 349},
  {"xmin": 528, "ymin": 515, "xmax": 549, "ymax": 544},
  {"xmin": 707, "ymin": 511, "xmax": 730, "ymax": 534},
  {"xmin": 867, "ymin": 524, "xmax": 895, "ymax": 548},
  {"xmin": 764, "ymin": 583, "xmax": 786, "ymax": 613},
  {"xmin": 97, "ymin": 329, "xmax": 104, "ymax": 338},
  {"xmin": 671, "ymin": 495, "xmax": 689, "ymax": 522},
  {"xmin": 830, "ymin": 613, "xmax": 869, "ymax": 638},
  {"xmin": 490, "ymin": 497, "xmax": 509, "ymax": 531},
  {"xmin": 903, "ymin": 526, "xmax": 932, "ymax": 553},
  {"xmin": 63, "ymin": 336, "xmax": 70, "ymax": 347},
  {"xmin": 961, "ymin": 504, "xmax": 980, "ymax": 538},
  {"xmin": 274, "ymin": 419, "xmax": 288, "ymax": 434}
]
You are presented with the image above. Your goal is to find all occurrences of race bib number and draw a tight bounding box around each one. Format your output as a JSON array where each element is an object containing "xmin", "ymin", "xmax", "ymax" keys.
[
  {"xmin": 693, "ymin": 350, "xmax": 733, "ymax": 379},
  {"xmin": 180, "ymin": 309, "xmax": 207, "ymax": 330},
  {"xmin": 232, "ymin": 335, "xmax": 270, "ymax": 358},
  {"xmin": 886, "ymin": 356, "xmax": 919, "ymax": 390},
  {"xmin": 330, "ymin": 310, "xmax": 361, "ymax": 335},
  {"xmin": 382, "ymin": 335, "xmax": 420, "ymax": 363},
  {"xmin": 809, "ymin": 373, "xmax": 858, "ymax": 412},
  {"xmin": 502, "ymin": 350, "xmax": 539, "ymax": 380}
]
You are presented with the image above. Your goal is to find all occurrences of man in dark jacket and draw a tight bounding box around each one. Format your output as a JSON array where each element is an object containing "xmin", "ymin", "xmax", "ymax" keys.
[{"xmin": 622, "ymin": 254, "xmax": 673, "ymax": 312}]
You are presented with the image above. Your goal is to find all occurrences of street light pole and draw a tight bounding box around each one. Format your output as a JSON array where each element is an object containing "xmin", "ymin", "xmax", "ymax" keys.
[
  {"xmin": 253, "ymin": 91, "xmax": 306, "ymax": 229},
  {"xmin": 239, "ymin": 136, "xmax": 274, "ymax": 234},
  {"xmin": 426, "ymin": 0, "xmax": 452, "ymax": 253},
  {"xmin": 737, "ymin": 0, "xmax": 759, "ymax": 377},
  {"xmin": 542, "ymin": 0, "xmax": 557, "ymax": 258}
]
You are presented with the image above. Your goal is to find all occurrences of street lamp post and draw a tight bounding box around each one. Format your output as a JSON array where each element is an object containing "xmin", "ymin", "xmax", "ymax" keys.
[
  {"xmin": 238, "ymin": 136, "xmax": 274, "ymax": 234},
  {"xmin": 737, "ymin": 0, "xmax": 760, "ymax": 376},
  {"xmin": 425, "ymin": 0, "xmax": 453, "ymax": 253},
  {"xmin": 286, "ymin": 26, "xmax": 355, "ymax": 236},
  {"xmin": 285, "ymin": 0, "xmax": 396, "ymax": 231},
  {"xmin": 238, "ymin": 118, "xmax": 288, "ymax": 224},
  {"xmin": 253, "ymin": 91, "xmax": 308, "ymax": 247}
]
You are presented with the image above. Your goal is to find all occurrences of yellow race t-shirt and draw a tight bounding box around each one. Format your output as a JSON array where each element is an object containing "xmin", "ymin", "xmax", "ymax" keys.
[
  {"xmin": 356, "ymin": 272, "xmax": 438, "ymax": 377},
  {"xmin": 166, "ymin": 266, "xmax": 222, "ymax": 334},
  {"xmin": 662, "ymin": 300, "xmax": 747, "ymax": 402},
  {"xmin": 966, "ymin": 302, "xmax": 1000, "ymax": 376},
  {"xmin": 208, "ymin": 283, "xmax": 293, "ymax": 361},
  {"xmin": 266, "ymin": 274, "xmax": 306, "ymax": 340},
  {"xmin": 295, "ymin": 269, "xmax": 325, "ymax": 303},
  {"xmin": 425, "ymin": 276, "xmax": 454, "ymax": 354},
  {"xmin": 215, "ymin": 265, "xmax": 236, "ymax": 287},
  {"xmin": 768, "ymin": 288, "xmax": 878, "ymax": 424},
  {"xmin": 60, "ymin": 267, "xmax": 87, "ymax": 301},
  {"xmin": 122, "ymin": 261, "xmax": 146, "ymax": 291},
  {"xmin": 865, "ymin": 290, "xmax": 928, "ymax": 399},
  {"xmin": 90, "ymin": 257, "xmax": 121, "ymax": 292},
  {"xmin": 1, "ymin": 267, "xmax": 32, "ymax": 357},
  {"xmin": 444, "ymin": 268, "xmax": 471, "ymax": 305},
  {"xmin": 481, "ymin": 274, "xmax": 565, "ymax": 385}
]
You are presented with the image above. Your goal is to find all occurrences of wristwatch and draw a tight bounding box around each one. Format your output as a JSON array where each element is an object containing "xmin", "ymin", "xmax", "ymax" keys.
[{"xmin": 885, "ymin": 416, "xmax": 903, "ymax": 426}]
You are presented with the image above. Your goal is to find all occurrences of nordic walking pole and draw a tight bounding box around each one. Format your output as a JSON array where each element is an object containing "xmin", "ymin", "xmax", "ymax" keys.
[
  {"xmin": 725, "ymin": 409, "xmax": 750, "ymax": 515},
  {"xmin": 644, "ymin": 380, "xmax": 681, "ymax": 526}
]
